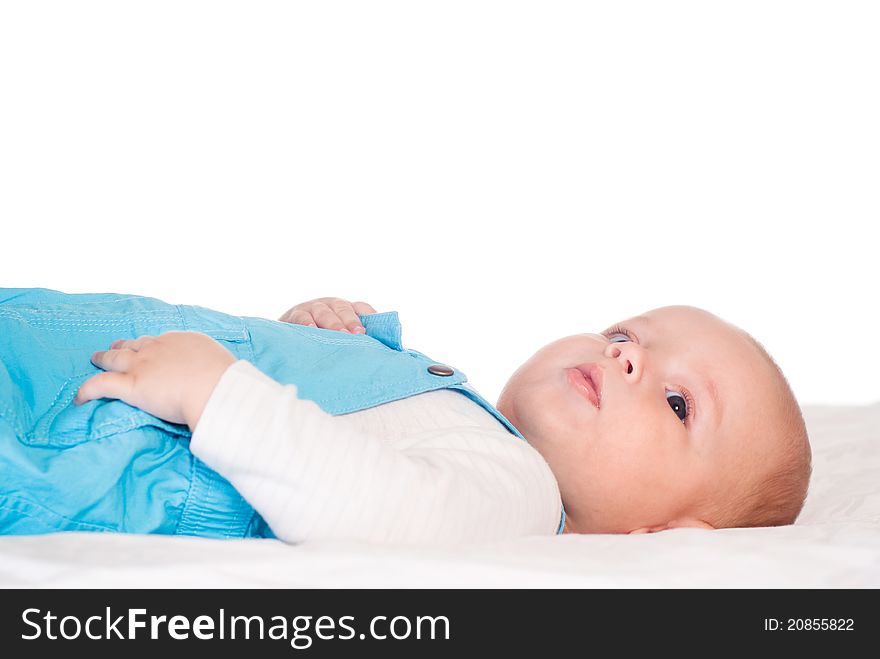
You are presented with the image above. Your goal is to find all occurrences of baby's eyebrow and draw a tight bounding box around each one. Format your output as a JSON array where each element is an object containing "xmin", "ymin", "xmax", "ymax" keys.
[{"xmin": 702, "ymin": 376, "xmax": 723, "ymax": 430}]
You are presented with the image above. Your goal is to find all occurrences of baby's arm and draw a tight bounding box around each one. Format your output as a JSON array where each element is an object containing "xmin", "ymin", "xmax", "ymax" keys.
[
  {"xmin": 75, "ymin": 297, "xmax": 377, "ymax": 430},
  {"xmin": 75, "ymin": 332, "xmax": 236, "ymax": 431},
  {"xmin": 189, "ymin": 361, "xmax": 562, "ymax": 545}
]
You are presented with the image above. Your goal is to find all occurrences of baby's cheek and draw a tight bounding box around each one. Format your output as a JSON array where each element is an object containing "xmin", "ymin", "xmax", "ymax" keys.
[{"xmin": 523, "ymin": 384, "xmax": 573, "ymax": 433}]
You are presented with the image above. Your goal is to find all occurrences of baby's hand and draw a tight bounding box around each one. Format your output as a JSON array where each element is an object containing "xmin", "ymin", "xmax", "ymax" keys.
[
  {"xmin": 74, "ymin": 332, "xmax": 237, "ymax": 432},
  {"xmin": 278, "ymin": 297, "xmax": 377, "ymax": 334}
]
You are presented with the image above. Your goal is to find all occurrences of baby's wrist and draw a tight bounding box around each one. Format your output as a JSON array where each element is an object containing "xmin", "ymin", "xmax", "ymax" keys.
[{"xmin": 184, "ymin": 357, "xmax": 236, "ymax": 432}]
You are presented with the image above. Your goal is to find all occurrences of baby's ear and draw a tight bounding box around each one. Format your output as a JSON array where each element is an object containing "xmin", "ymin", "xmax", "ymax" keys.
[
  {"xmin": 628, "ymin": 518, "xmax": 715, "ymax": 534},
  {"xmin": 627, "ymin": 527, "xmax": 655, "ymax": 534},
  {"xmin": 664, "ymin": 517, "xmax": 715, "ymax": 531},
  {"xmin": 627, "ymin": 524, "xmax": 668, "ymax": 534}
]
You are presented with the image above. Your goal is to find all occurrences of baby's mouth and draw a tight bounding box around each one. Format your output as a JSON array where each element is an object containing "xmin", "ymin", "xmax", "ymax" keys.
[{"xmin": 567, "ymin": 365, "xmax": 601, "ymax": 409}]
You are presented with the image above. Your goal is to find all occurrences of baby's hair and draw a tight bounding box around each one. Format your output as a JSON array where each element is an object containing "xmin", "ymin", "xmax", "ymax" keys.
[{"xmin": 708, "ymin": 330, "xmax": 812, "ymax": 529}]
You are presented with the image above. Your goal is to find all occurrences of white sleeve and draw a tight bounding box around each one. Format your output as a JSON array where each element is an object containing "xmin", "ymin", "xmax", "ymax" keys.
[{"xmin": 189, "ymin": 360, "xmax": 562, "ymax": 546}]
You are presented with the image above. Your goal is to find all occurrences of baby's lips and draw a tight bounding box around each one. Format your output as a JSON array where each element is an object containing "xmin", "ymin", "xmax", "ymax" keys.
[
  {"xmin": 587, "ymin": 364, "xmax": 604, "ymax": 407},
  {"xmin": 574, "ymin": 363, "xmax": 603, "ymax": 408}
]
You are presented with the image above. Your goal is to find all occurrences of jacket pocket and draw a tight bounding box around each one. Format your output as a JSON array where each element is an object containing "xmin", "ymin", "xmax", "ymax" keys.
[
  {"xmin": 19, "ymin": 305, "xmax": 252, "ymax": 448},
  {"xmin": 26, "ymin": 372, "xmax": 193, "ymax": 447}
]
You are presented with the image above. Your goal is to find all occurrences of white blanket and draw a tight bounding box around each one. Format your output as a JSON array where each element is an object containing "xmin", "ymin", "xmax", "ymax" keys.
[{"xmin": 1, "ymin": 402, "xmax": 878, "ymax": 588}]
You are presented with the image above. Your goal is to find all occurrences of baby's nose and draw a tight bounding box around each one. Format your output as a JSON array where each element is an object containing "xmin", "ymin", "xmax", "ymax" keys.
[{"xmin": 604, "ymin": 343, "xmax": 635, "ymax": 374}]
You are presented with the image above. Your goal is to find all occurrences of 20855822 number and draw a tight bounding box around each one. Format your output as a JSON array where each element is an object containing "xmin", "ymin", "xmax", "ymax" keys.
[{"xmin": 764, "ymin": 618, "xmax": 854, "ymax": 631}]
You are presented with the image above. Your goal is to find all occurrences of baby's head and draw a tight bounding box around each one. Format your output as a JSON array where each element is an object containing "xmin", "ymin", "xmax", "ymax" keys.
[{"xmin": 497, "ymin": 306, "xmax": 812, "ymax": 534}]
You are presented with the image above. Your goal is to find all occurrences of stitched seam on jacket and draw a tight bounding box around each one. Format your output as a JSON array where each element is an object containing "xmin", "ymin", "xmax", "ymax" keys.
[
  {"xmin": 173, "ymin": 458, "xmax": 199, "ymax": 535},
  {"xmin": 10, "ymin": 319, "xmax": 178, "ymax": 328}
]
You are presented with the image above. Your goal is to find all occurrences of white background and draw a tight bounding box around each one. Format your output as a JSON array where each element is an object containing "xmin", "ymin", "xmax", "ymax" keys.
[{"xmin": 1, "ymin": 1, "xmax": 877, "ymax": 406}]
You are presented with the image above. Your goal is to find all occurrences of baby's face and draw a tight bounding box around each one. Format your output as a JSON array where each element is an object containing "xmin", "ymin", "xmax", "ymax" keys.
[{"xmin": 497, "ymin": 305, "xmax": 782, "ymax": 534}]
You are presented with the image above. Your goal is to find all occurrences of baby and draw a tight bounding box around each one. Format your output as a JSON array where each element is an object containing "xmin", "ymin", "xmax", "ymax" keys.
[
  {"xmin": 0, "ymin": 289, "xmax": 811, "ymax": 543},
  {"xmin": 279, "ymin": 297, "xmax": 814, "ymax": 535}
]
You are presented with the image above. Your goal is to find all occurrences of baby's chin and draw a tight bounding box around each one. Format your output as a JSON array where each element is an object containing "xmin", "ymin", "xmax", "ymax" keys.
[
  {"xmin": 500, "ymin": 368, "xmax": 597, "ymax": 442},
  {"xmin": 511, "ymin": 399, "xmax": 580, "ymax": 449}
]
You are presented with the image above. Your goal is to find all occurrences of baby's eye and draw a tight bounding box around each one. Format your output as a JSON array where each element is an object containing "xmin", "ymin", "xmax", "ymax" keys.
[
  {"xmin": 666, "ymin": 391, "xmax": 688, "ymax": 423},
  {"xmin": 603, "ymin": 324, "xmax": 635, "ymax": 343}
]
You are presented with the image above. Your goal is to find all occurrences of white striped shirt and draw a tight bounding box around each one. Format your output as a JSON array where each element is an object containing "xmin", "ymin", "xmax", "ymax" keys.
[{"xmin": 190, "ymin": 360, "xmax": 563, "ymax": 545}]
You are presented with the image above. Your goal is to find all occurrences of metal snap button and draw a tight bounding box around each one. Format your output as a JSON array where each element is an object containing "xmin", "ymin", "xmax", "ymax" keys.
[{"xmin": 427, "ymin": 364, "xmax": 455, "ymax": 376}]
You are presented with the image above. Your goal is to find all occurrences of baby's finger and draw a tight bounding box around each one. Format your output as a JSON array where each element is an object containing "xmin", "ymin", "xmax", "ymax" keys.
[
  {"xmin": 352, "ymin": 301, "xmax": 378, "ymax": 317},
  {"xmin": 329, "ymin": 303, "xmax": 367, "ymax": 334},
  {"xmin": 91, "ymin": 348, "xmax": 137, "ymax": 373},
  {"xmin": 75, "ymin": 371, "xmax": 135, "ymax": 405},
  {"xmin": 281, "ymin": 309, "xmax": 317, "ymax": 327},
  {"xmin": 310, "ymin": 302, "xmax": 352, "ymax": 333},
  {"xmin": 109, "ymin": 338, "xmax": 148, "ymax": 351}
]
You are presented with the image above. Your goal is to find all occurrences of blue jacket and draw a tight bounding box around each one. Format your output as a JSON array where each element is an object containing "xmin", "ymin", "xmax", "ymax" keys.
[{"xmin": 0, "ymin": 288, "xmax": 565, "ymax": 538}]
